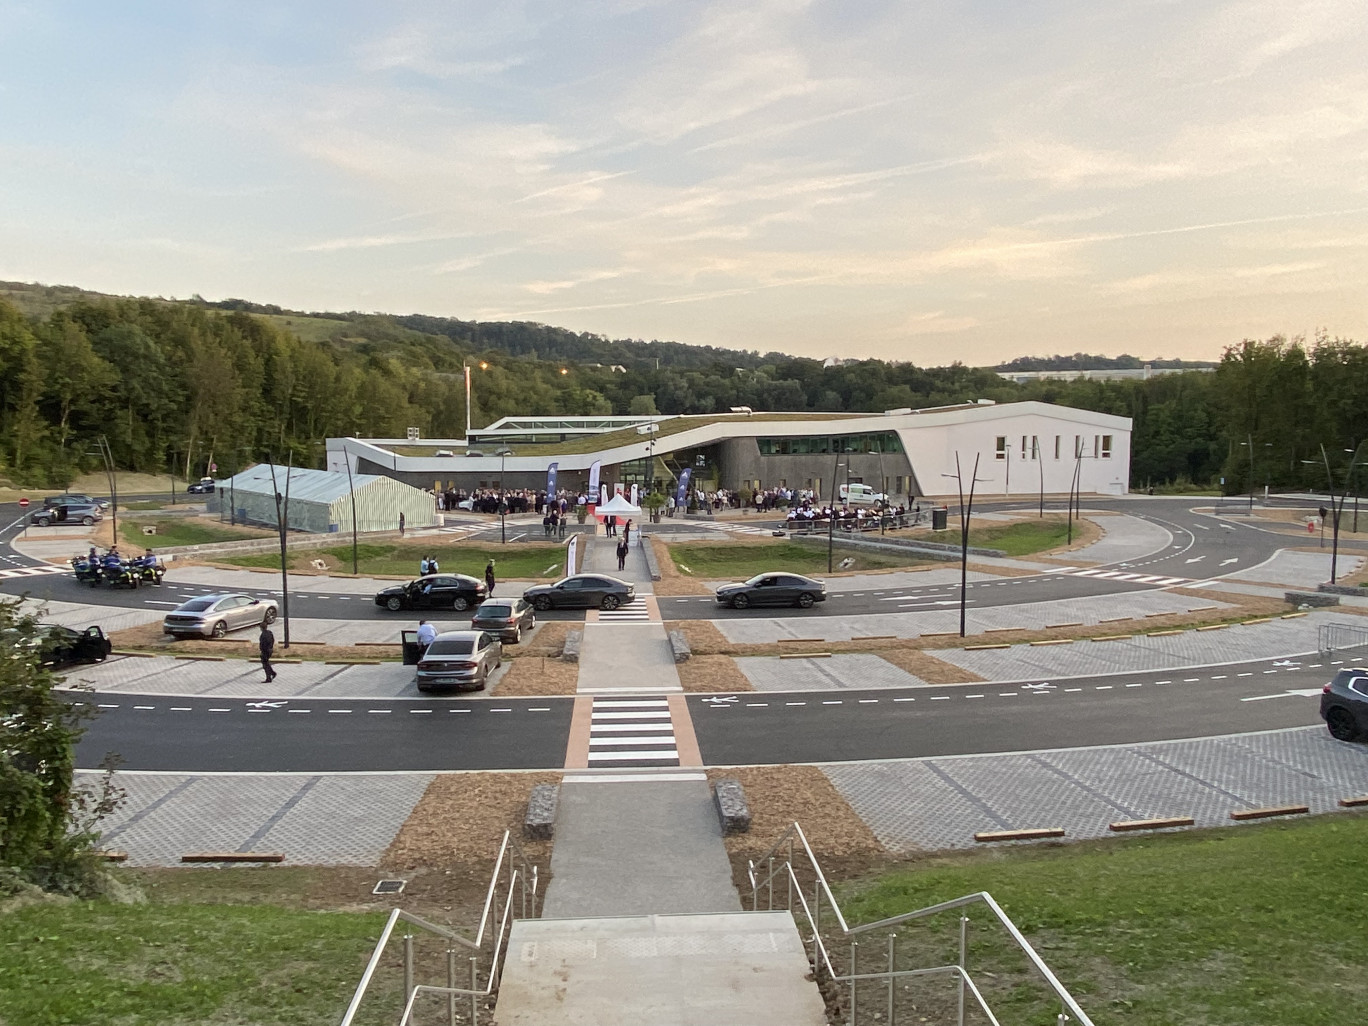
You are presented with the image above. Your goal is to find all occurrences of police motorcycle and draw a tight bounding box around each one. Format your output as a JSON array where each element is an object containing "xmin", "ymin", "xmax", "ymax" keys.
[
  {"xmin": 127, "ymin": 552, "xmax": 165, "ymax": 585},
  {"xmin": 99, "ymin": 553, "xmax": 140, "ymax": 589},
  {"xmin": 70, "ymin": 553, "xmax": 104, "ymax": 585}
]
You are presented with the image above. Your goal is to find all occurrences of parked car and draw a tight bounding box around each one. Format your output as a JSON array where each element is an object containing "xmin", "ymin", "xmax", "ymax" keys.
[
  {"xmin": 163, "ymin": 593, "xmax": 279, "ymax": 638},
  {"xmin": 522, "ymin": 574, "xmax": 635, "ymax": 611},
  {"xmin": 415, "ymin": 629, "xmax": 502, "ymax": 692},
  {"xmin": 375, "ymin": 574, "xmax": 487, "ymax": 612},
  {"xmin": 186, "ymin": 478, "xmax": 215, "ymax": 494},
  {"xmin": 838, "ymin": 483, "xmax": 886, "ymax": 506},
  {"xmin": 715, "ymin": 573, "xmax": 827, "ymax": 609},
  {"xmin": 1321, "ymin": 667, "xmax": 1368, "ymax": 741},
  {"xmin": 30, "ymin": 502, "xmax": 104, "ymax": 527},
  {"xmin": 470, "ymin": 597, "xmax": 536, "ymax": 643},
  {"xmin": 0, "ymin": 623, "xmax": 111, "ymax": 668},
  {"xmin": 45, "ymin": 493, "xmax": 109, "ymax": 509}
]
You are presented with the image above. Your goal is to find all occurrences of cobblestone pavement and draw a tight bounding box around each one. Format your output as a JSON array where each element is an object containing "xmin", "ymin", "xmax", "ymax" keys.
[
  {"xmin": 710, "ymin": 588, "xmax": 1231, "ymax": 645},
  {"xmin": 935, "ymin": 611, "xmax": 1338, "ymax": 681},
  {"xmin": 81, "ymin": 771, "xmax": 433, "ymax": 866},
  {"xmin": 738, "ymin": 653, "xmax": 928, "ymax": 692},
  {"xmin": 19, "ymin": 596, "xmax": 165, "ymax": 633},
  {"xmin": 823, "ymin": 727, "xmax": 1368, "ymax": 852},
  {"xmin": 1225, "ymin": 549, "xmax": 1363, "ymax": 587}
]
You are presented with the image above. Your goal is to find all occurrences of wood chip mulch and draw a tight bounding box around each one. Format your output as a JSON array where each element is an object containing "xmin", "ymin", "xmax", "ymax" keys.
[
  {"xmin": 706, "ymin": 765, "xmax": 884, "ymax": 861},
  {"xmin": 649, "ymin": 537, "xmax": 711, "ymax": 595},
  {"xmin": 382, "ymin": 772, "xmax": 560, "ymax": 870},
  {"xmin": 675, "ymin": 618, "xmax": 732, "ymax": 654},
  {"xmin": 677, "ymin": 653, "xmax": 754, "ymax": 692},
  {"xmin": 493, "ymin": 655, "xmax": 579, "ymax": 695},
  {"xmin": 876, "ymin": 648, "xmax": 984, "ymax": 684}
]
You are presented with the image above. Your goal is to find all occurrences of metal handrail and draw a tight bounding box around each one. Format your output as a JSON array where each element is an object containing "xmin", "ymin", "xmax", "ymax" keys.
[
  {"xmin": 338, "ymin": 829, "xmax": 541, "ymax": 1026},
  {"xmin": 749, "ymin": 822, "xmax": 1095, "ymax": 1026}
]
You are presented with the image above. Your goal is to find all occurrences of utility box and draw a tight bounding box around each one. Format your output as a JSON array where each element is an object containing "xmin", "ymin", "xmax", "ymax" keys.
[{"xmin": 932, "ymin": 507, "xmax": 949, "ymax": 531}]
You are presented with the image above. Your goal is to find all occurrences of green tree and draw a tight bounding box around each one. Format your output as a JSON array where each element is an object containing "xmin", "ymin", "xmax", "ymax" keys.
[{"xmin": 628, "ymin": 394, "xmax": 658, "ymax": 415}]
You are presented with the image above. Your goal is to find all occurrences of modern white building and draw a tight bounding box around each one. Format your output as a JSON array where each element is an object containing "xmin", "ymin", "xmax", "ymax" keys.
[
  {"xmin": 327, "ymin": 400, "xmax": 1132, "ymax": 502},
  {"xmin": 208, "ymin": 465, "xmax": 438, "ymax": 534}
]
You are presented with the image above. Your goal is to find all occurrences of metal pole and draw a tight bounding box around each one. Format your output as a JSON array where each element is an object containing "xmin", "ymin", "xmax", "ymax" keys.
[
  {"xmin": 957, "ymin": 915, "xmax": 968, "ymax": 1026},
  {"xmin": 469, "ymin": 955, "xmax": 479, "ymax": 1026},
  {"xmin": 266, "ymin": 454, "xmax": 292, "ymax": 648},
  {"xmin": 828, "ymin": 449, "xmax": 842, "ymax": 573},
  {"xmin": 1248, "ymin": 432, "xmax": 1255, "ymax": 512},
  {"xmin": 887, "ymin": 933, "xmax": 896, "ymax": 1026},
  {"xmin": 343, "ymin": 452, "xmax": 359, "ymax": 575},
  {"xmin": 1034, "ymin": 436, "xmax": 1044, "ymax": 517},
  {"xmin": 403, "ymin": 933, "xmax": 414, "ymax": 1005},
  {"xmin": 849, "ymin": 940, "xmax": 858, "ymax": 1026}
]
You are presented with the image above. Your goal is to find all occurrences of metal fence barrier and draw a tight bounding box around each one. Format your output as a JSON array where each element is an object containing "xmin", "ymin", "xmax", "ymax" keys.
[
  {"xmin": 1318, "ymin": 621, "xmax": 1368, "ymax": 658},
  {"xmin": 749, "ymin": 823, "xmax": 1095, "ymax": 1026}
]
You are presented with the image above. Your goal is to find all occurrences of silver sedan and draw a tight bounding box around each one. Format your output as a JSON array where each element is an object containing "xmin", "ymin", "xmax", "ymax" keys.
[{"xmin": 163, "ymin": 593, "xmax": 279, "ymax": 639}]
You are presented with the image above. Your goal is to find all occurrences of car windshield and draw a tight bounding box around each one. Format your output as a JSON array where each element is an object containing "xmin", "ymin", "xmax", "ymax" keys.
[
  {"xmin": 179, "ymin": 599, "xmax": 216, "ymax": 612},
  {"xmin": 744, "ymin": 574, "xmax": 770, "ymax": 587},
  {"xmin": 427, "ymin": 639, "xmax": 475, "ymax": 656},
  {"xmin": 480, "ymin": 605, "xmax": 512, "ymax": 617}
]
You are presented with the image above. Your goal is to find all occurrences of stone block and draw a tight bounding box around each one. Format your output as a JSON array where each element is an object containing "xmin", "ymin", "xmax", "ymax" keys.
[
  {"xmin": 713, "ymin": 778, "xmax": 751, "ymax": 835},
  {"xmin": 668, "ymin": 629, "xmax": 692, "ymax": 663},
  {"xmin": 563, "ymin": 629, "xmax": 582, "ymax": 663},
  {"xmin": 1286, "ymin": 591, "xmax": 1339, "ymax": 607},
  {"xmin": 524, "ymin": 784, "xmax": 559, "ymax": 840}
]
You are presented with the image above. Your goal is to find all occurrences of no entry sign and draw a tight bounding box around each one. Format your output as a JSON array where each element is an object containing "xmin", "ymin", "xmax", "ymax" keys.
[{"xmin": 18, "ymin": 498, "xmax": 29, "ymax": 508}]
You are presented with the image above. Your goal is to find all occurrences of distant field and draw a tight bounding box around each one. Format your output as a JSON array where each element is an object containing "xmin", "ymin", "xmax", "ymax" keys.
[{"xmin": 253, "ymin": 313, "xmax": 355, "ymax": 343}]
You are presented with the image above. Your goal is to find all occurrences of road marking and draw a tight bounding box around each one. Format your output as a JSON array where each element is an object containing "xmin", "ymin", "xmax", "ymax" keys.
[
  {"xmin": 409, "ymin": 709, "xmax": 432, "ymax": 714},
  {"xmin": 97, "ymin": 703, "xmax": 120, "ymax": 708},
  {"xmin": 1212, "ymin": 675, "xmax": 1227, "ymax": 679},
  {"xmin": 1183, "ymin": 678, "xmax": 1199, "ymax": 682},
  {"xmin": 209, "ymin": 708, "xmax": 230, "ymax": 713},
  {"xmin": 858, "ymin": 699, "xmax": 879, "ymax": 703},
  {"xmin": 930, "ymin": 696, "xmax": 950, "ymax": 701},
  {"xmin": 368, "ymin": 709, "xmax": 391, "ymax": 714},
  {"xmin": 288, "ymin": 709, "xmax": 310, "ymax": 714},
  {"xmin": 1242, "ymin": 688, "xmax": 1326, "ymax": 702},
  {"xmin": 1155, "ymin": 680, "xmax": 1171, "ymax": 684},
  {"xmin": 328, "ymin": 710, "xmax": 351, "ymax": 714},
  {"xmin": 1126, "ymin": 683, "xmax": 1143, "ymax": 688},
  {"xmin": 966, "ymin": 694, "xmax": 984, "ymax": 699},
  {"xmin": 786, "ymin": 701, "xmax": 806, "ymax": 706},
  {"xmin": 133, "ymin": 705, "xmax": 155, "ymax": 710},
  {"xmin": 893, "ymin": 697, "xmax": 915, "ymax": 702},
  {"xmin": 1096, "ymin": 685, "xmax": 1113, "ymax": 690},
  {"xmin": 528, "ymin": 707, "xmax": 551, "ymax": 712},
  {"xmin": 998, "ymin": 692, "xmax": 1016, "ymax": 697},
  {"xmin": 449, "ymin": 709, "xmax": 471, "ymax": 713},
  {"xmin": 822, "ymin": 700, "xmax": 842, "ymax": 705},
  {"xmin": 1064, "ymin": 688, "xmax": 1082, "ymax": 692},
  {"xmin": 170, "ymin": 707, "xmax": 191, "ymax": 711}
]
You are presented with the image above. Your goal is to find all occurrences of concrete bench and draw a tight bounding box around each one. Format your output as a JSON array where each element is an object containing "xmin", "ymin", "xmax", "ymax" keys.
[
  {"xmin": 524, "ymin": 784, "xmax": 559, "ymax": 840},
  {"xmin": 563, "ymin": 629, "xmax": 583, "ymax": 663},
  {"xmin": 713, "ymin": 778, "xmax": 751, "ymax": 835},
  {"xmin": 1286, "ymin": 591, "xmax": 1339, "ymax": 607},
  {"xmin": 668, "ymin": 629, "xmax": 692, "ymax": 663}
]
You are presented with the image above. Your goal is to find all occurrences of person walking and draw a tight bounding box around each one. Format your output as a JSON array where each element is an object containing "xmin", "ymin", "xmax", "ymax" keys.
[
  {"xmin": 399, "ymin": 511, "xmax": 406, "ymax": 535},
  {"xmin": 623, "ymin": 519, "xmax": 632, "ymax": 546},
  {"xmin": 259, "ymin": 623, "xmax": 276, "ymax": 683},
  {"xmin": 616, "ymin": 537, "xmax": 628, "ymax": 571},
  {"xmin": 485, "ymin": 559, "xmax": 496, "ymax": 596}
]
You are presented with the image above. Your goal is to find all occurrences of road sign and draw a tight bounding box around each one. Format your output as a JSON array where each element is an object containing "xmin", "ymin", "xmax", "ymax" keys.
[
  {"xmin": 17, "ymin": 498, "xmax": 28, "ymax": 508},
  {"xmin": 209, "ymin": 462, "xmax": 217, "ymax": 472}
]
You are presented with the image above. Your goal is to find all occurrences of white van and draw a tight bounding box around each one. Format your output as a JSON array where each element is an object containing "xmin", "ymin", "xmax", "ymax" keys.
[{"xmin": 839, "ymin": 483, "xmax": 885, "ymax": 505}]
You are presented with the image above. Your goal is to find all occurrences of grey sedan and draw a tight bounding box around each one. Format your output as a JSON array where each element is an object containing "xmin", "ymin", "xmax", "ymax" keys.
[
  {"xmin": 415, "ymin": 629, "xmax": 502, "ymax": 692},
  {"xmin": 163, "ymin": 593, "xmax": 279, "ymax": 639}
]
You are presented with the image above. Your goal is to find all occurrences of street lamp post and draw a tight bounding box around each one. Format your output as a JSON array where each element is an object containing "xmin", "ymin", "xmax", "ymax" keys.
[
  {"xmin": 1303, "ymin": 440, "xmax": 1368, "ymax": 584},
  {"xmin": 866, "ymin": 448, "xmax": 888, "ymax": 534},
  {"xmin": 827, "ymin": 449, "xmax": 845, "ymax": 573},
  {"xmin": 497, "ymin": 448, "xmax": 513, "ymax": 544},
  {"xmin": 941, "ymin": 452, "xmax": 990, "ymax": 639},
  {"xmin": 265, "ymin": 451, "xmax": 293, "ymax": 648},
  {"xmin": 1031, "ymin": 436, "xmax": 1044, "ymax": 517},
  {"xmin": 89, "ymin": 435, "xmax": 119, "ymax": 546}
]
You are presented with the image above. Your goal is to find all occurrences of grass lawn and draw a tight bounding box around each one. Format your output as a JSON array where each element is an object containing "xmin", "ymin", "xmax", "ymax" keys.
[
  {"xmin": 220, "ymin": 541, "xmax": 567, "ymax": 580},
  {"xmin": 668, "ymin": 540, "xmax": 920, "ymax": 578},
  {"xmin": 920, "ymin": 516, "xmax": 1074, "ymax": 556},
  {"xmin": 118, "ymin": 518, "xmax": 274, "ymax": 549},
  {"xmin": 832, "ymin": 813, "xmax": 1368, "ymax": 1025},
  {"xmin": 0, "ymin": 898, "xmax": 393, "ymax": 1026}
]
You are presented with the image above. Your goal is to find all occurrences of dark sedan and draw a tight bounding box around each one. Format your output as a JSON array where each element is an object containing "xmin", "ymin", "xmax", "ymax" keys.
[
  {"xmin": 715, "ymin": 573, "xmax": 827, "ymax": 609},
  {"xmin": 522, "ymin": 574, "xmax": 635, "ymax": 611},
  {"xmin": 1321, "ymin": 667, "xmax": 1368, "ymax": 741},
  {"xmin": 470, "ymin": 597, "xmax": 536, "ymax": 643},
  {"xmin": 376, "ymin": 574, "xmax": 487, "ymax": 612},
  {"xmin": 186, "ymin": 478, "xmax": 215, "ymax": 494},
  {"xmin": 1, "ymin": 624, "xmax": 112, "ymax": 668}
]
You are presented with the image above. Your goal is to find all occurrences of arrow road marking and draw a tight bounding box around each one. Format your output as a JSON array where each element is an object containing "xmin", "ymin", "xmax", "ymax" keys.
[
  {"xmin": 246, "ymin": 700, "xmax": 288, "ymax": 709},
  {"xmin": 1220, "ymin": 558, "xmax": 1239, "ymax": 565},
  {"xmin": 1022, "ymin": 682, "xmax": 1056, "ymax": 691},
  {"xmin": 1185, "ymin": 556, "xmax": 1206, "ymax": 563},
  {"xmin": 703, "ymin": 695, "xmax": 739, "ymax": 705},
  {"xmin": 1241, "ymin": 688, "xmax": 1325, "ymax": 702}
]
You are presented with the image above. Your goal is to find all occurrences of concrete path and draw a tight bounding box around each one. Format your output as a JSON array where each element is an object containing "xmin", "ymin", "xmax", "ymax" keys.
[{"xmin": 1062, "ymin": 510, "xmax": 1172, "ymax": 564}]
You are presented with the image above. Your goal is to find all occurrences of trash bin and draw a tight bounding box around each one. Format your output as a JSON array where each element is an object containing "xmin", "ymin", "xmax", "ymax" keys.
[
  {"xmin": 932, "ymin": 506, "xmax": 949, "ymax": 531},
  {"xmin": 400, "ymin": 629, "xmax": 425, "ymax": 666}
]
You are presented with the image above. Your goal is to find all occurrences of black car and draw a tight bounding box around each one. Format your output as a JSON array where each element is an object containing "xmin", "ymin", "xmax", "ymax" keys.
[
  {"xmin": 186, "ymin": 478, "xmax": 215, "ymax": 494},
  {"xmin": 1, "ymin": 624, "xmax": 112, "ymax": 668},
  {"xmin": 375, "ymin": 574, "xmax": 488, "ymax": 612},
  {"xmin": 30, "ymin": 502, "xmax": 104, "ymax": 527},
  {"xmin": 45, "ymin": 493, "xmax": 109, "ymax": 509},
  {"xmin": 1321, "ymin": 667, "xmax": 1368, "ymax": 741},
  {"xmin": 715, "ymin": 573, "xmax": 827, "ymax": 609},
  {"xmin": 470, "ymin": 597, "xmax": 537, "ymax": 643},
  {"xmin": 522, "ymin": 574, "xmax": 635, "ymax": 611}
]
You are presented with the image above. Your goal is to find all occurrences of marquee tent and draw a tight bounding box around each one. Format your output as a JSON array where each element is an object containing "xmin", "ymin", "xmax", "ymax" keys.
[{"xmin": 208, "ymin": 465, "xmax": 437, "ymax": 534}]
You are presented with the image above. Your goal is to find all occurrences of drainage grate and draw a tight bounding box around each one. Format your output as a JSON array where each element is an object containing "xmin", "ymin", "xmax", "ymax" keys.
[{"xmin": 372, "ymin": 879, "xmax": 407, "ymax": 895}]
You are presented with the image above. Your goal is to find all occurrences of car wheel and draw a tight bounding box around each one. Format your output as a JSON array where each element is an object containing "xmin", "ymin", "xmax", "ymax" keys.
[
  {"xmin": 511, "ymin": 626, "xmax": 521, "ymax": 644},
  {"xmin": 534, "ymin": 596, "xmax": 551, "ymax": 611},
  {"xmin": 601, "ymin": 594, "xmax": 620, "ymax": 611},
  {"xmin": 453, "ymin": 596, "xmax": 470, "ymax": 611},
  {"xmin": 81, "ymin": 515, "xmax": 94, "ymax": 526},
  {"xmin": 732, "ymin": 594, "xmax": 750, "ymax": 609},
  {"xmin": 476, "ymin": 670, "xmax": 487, "ymax": 691},
  {"xmin": 386, "ymin": 596, "xmax": 403, "ymax": 612},
  {"xmin": 36, "ymin": 517, "xmax": 50, "ymax": 527},
  {"xmin": 263, "ymin": 608, "xmax": 278, "ymax": 625},
  {"xmin": 1326, "ymin": 707, "xmax": 1359, "ymax": 741},
  {"xmin": 797, "ymin": 592, "xmax": 815, "ymax": 609},
  {"xmin": 210, "ymin": 621, "xmax": 228, "ymax": 639}
]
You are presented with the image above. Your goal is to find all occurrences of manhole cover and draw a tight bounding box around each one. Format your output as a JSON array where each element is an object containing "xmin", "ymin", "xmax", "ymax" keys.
[{"xmin": 372, "ymin": 879, "xmax": 406, "ymax": 895}]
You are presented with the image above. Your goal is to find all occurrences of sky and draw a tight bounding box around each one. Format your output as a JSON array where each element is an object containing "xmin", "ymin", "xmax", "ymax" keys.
[{"xmin": 2, "ymin": 1, "xmax": 1366, "ymax": 366}]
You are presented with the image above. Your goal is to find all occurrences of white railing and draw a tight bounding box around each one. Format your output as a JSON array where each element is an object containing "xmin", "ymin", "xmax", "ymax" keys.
[
  {"xmin": 749, "ymin": 823, "xmax": 1095, "ymax": 1026},
  {"xmin": 338, "ymin": 830, "xmax": 540, "ymax": 1026}
]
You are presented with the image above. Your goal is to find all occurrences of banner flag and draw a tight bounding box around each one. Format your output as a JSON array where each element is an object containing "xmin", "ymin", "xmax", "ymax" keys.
[
  {"xmin": 676, "ymin": 468, "xmax": 692, "ymax": 505},
  {"xmin": 566, "ymin": 535, "xmax": 578, "ymax": 575},
  {"xmin": 629, "ymin": 483, "xmax": 639, "ymax": 505},
  {"xmin": 546, "ymin": 462, "xmax": 558, "ymax": 497},
  {"xmin": 587, "ymin": 460, "xmax": 601, "ymax": 499},
  {"xmin": 600, "ymin": 484, "xmax": 609, "ymax": 505}
]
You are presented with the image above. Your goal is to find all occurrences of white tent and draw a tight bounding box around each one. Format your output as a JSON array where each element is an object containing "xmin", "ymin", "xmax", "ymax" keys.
[
  {"xmin": 594, "ymin": 493, "xmax": 641, "ymax": 518},
  {"xmin": 208, "ymin": 466, "xmax": 436, "ymax": 534}
]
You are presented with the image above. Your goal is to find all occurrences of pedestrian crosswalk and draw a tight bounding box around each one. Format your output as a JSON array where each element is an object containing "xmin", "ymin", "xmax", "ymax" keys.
[
  {"xmin": 0, "ymin": 564, "xmax": 69, "ymax": 580},
  {"xmin": 597, "ymin": 604, "xmax": 654, "ymax": 622},
  {"xmin": 587, "ymin": 696, "xmax": 679, "ymax": 767},
  {"xmin": 708, "ymin": 521, "xmax": 778, "ymax": 537},
  {"xmin": 1042, "ymin": 566, "xmax": 1215, "ymax": 588}
]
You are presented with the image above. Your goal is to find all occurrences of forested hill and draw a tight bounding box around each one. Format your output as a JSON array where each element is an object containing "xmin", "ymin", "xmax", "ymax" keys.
[{"xmin": 0, "ymin": 281, "xmax": 1362, "ymax": 496}]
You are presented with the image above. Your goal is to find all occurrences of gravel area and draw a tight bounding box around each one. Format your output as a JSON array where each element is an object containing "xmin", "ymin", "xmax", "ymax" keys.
[
  {"xmin": 495, "ymin": 655, "xmax": 579, "ymax": 696},
  {"xmin": 678, "ymin": 654, "xmax": 754, "ymax": 692}
]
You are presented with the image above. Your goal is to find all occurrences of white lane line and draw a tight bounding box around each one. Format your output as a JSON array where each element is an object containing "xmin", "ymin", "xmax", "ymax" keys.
[
  {"xmin": 966, "ymin": 694, "xmax": 984, "ymax": 699},
  {"xmin": 589, "ymin": 723, "xmax": 673, "ymax": 733},
  {"xmin": 786, "ymin": 702, "xmax": 806, "ymax": 706},
  {"xmin": 1211, "ymin": 675, "xmax": 1227, "ymax": 679},
  {"xmin": 288, "ymin": 709, "xmax": 310, "ymax": 714},
  {"xmin": 409, "ymin": 710, "xmax": 432, "ymax": 714},
  {"xmin": 97, "ymin": 703, "xmax": 121, "ymax": 708},
  {"xmin": 893, "ymin": 697, "xmax": 915, "ymax": 702},
  {"xmin": 170, "ymin": 707, "xmax": 192, "ymax": 711},
  {"xmin": 328, "ymin": 710, "xmax": 351, "ymax": 714},
  {"xmin": 368, "ymin": 710, "xmax": 391, "ymax": 714},
  {"xmin": 528, "ymin": 707, "xmax": 551, "ymax": 712},
  {"xmin": 1096, "ymin": 685, "xmax": 1113, "ymax": 690},
  {"xmin": 1155, "ymin": 680, "xmax": 1172, "ymax": 685},
  {"xmin": 822, "ymin": 700, "xmax": 842, "ymax": 705},
  {"xmin": 1126, "ymin": 683, "xmax": 1143, "ymax": 688},
  {"xmin": 1064, "ymin": 688, "xmax": 1082, "ymax": 693},
  {"xmin": 998, "ymin": 693, "xmax": 1016, "ymax": 697},
  {"xmin": 449, "ymin": 709, "xmax": 471, "ymax": 713},
  {"xmin": 133, "ymin": 705, "xmax": 155, "ymax": 710},
  {"xmin": 858, "ymin": 699, "xmax": 879, "ymax": 704},
  {"xmin": 746, "ymin": 702, "xmax": 769, "ymax": 707},
  {"xmin": 208, "ymin": 708, "xmax": 230, "ymax": 713}
]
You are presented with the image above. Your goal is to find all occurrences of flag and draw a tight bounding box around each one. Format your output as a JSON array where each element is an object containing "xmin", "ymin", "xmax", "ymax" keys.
[
  {"xmin": 588, "ymin": 460, "xmax": 601, "ymax": 499},
  {"xmin": 600, "ymin": 484, "xmax": 608, "ymax": 505},
  {"xmin": 464, "ymin": 364, "xmax": 472, "ymax": 437},
  {"xmin": 629, "ymin": 483, "xmax": 639, "ymax": 505},
  {"xmin": 676, "ymin": 468, "xmax": 691, "ymax": 505},
  {"xmin": 566, "ymin": 535, "xmax": 578, "ymax": 576},
  {"xmin": 546, "ymin": 462, "xmax": 558, "ymax": 497}
]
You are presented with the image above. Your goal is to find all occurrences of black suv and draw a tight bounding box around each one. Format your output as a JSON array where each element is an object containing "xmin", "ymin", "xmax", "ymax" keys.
[
  {"xmin": 1320, "ymin": 667, "xmax": 1368, "ymax": 741},
  {"xmin": 45, "ymin": 493, "xmax": 108, "ymax": 509},
  {"xmin": 31, "ymin": 502, "xmax": 104, "ymax": 527}
]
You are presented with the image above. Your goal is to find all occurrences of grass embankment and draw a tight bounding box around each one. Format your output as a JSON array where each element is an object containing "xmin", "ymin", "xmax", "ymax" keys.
[
  {"xmin": 832, "ymin": 813, "xmax": 1368, "ymax": 1026},
  {"xmin": 118, "ymin": 518, "xmax": 274, "ymax": 549},
  {"xmin": 219, "ymin": 542, "xmax": 565, "ymax": 580},
  {"xmin": 670, "ymin": 541, "xmax": 918, "ymax": 579},
  {"xmin": 921, "ymin": 516, "xmax": 1075, "ymax": 556}
]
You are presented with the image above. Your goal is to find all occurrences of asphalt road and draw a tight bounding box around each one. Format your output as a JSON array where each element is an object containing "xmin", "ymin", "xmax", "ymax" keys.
[{"xmin": 74, "ymin": 654, "xmax": 1334, "ymax": 773}]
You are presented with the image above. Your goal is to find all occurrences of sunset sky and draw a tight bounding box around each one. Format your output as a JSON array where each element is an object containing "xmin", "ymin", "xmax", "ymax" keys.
[{"xmin": 2, "ymin": 0, "xmax": 1365, "ymax": 364}]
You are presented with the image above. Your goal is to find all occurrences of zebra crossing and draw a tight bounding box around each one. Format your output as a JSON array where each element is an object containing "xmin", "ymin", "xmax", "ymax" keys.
[
  {"xmin": 707, "ymin": 521, "xmax": 776, "ymax": 538},
  {"xmin": 597, "ymin": 604, "xmax": 654, "ymax": 623},
  {"xmin": 0, "ymin": 564, "xmax": 69, "ymax": 581},
  {"xmin": 587, "ymin": 696, "xmax": 679, "ymax": 767},
  {"xmin": 1042, "ymin": 566, "xmax": 1215, "ymax": 588}
]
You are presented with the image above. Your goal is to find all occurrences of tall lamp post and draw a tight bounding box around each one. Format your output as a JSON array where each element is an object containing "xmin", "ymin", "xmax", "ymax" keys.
[
  {"xmin": 497, "ymin": 448, "xmax": 513, "ymax": 544},
  {"xmin": 89, "ymin": 435, "xmax": 119, "ymax": 547},
  {"xmin": 1031, "ymin": 436, "xmax": 1044, "ymax": 517},
  {"xmin": 867, "ymin": 448, "xmax": 888, "ymax": 534},
  {"xmin": 941, "ymin": 452, "xmax": 990, "ymax": 638},
  {"xmin": 266, "ymin": 451, "xmax": 293, "ymax": 648},
  {"xmin": 827, "ymin": 449, "xmax": 845, "ymax": 573},
  {"xmin": 1239, "ymin": 436, "xmax": 1272, "ymax": 512}
]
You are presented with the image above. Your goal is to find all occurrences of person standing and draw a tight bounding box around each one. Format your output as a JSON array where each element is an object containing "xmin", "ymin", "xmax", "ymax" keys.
[
  {"xmin": 623, "ymin": 519, "xmax": 632, "ymax": 546},
  {"xmin": 419, "ymin": 555, "xmax": 430, "ymax": 575},
  {"xmin": 399, "ymin": 511, "xmax": 406, "ymax": 535},
  {"xmin": 616, "ymin": 537, "xmax": 628, "ymax": 570},
  {"xmin": 259, "ymin": 623, "xmax": 276, "ymax": 683},
  {"xmin": 416, "ymin": 619, "xmax": 437, "ymax": 649},
  {"xmin": 485, "ymin": 559, "xmax": 496, "ymax": 596}
]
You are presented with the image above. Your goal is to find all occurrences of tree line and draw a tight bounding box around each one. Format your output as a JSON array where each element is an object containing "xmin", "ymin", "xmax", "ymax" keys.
[{"xmin": 0, "ymin": 287, "xmax": 1361, "ymax": 495}]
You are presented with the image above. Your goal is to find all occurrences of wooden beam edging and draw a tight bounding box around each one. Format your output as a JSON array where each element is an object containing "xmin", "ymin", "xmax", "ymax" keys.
[
  {"xmin": 964, "ymin": 643, "xmax": 1011, "ymax": 651},
  {"xmin": 1339, "ymin": 795, "xmax": 1368, "ymax": 808},
  {"xmin": 181, "ymin": 852, "xmax": 286, "ymax": 863},
  {"xmin": 1229, "ymin": 805, "xmax": 1309, "ymax": 822},
  {"xmin": 1109, "ymin": 816, "xmax": 1195, "ymax": 832},
  {"xmin": 974, "ymin": 827, "xmax": 1065, "ymax": 843},
  {"xmin": 779, "ymin": 652, "xmax": 831, "ymax": 659}
]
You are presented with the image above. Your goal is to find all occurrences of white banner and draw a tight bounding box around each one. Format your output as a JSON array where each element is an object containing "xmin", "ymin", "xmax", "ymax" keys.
[
  {"xmin": 629, "ymin": 483, "xmax": 639, "ymax": 505},
  {"xmin": 566, "ymin": 535, "xmax": 578, "ymax": 576},
  {"xmin": 600, "ymin": 484, "xmax": 609, "ymax": 505},
  {"xmin": 587, "ymin": 460, "xmax": 601, "ymax": 499}
]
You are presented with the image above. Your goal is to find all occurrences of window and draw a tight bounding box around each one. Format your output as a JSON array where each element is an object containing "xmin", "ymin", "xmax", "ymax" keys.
[
  {"xmin": 1101, "ymin": 435, "xmax": 1113, "ymax": 459},
  {"xmin": 1030, "ymin": 435, "xmax": 1039, "ymax": 460},
  {"xmin": 1054, "ymin": 435, "xmax": 1060, "ymax": 459},
  {"xmin": 1074, "ymin": 435, "xmax": 1082, "ymax": 458},
  {"xmin": 995, "ymin": 436, "xmax": 1007, "ymax": 460},
  {"xmin": 1021, "ymin": 435, "xmax": 1028, "ymax": 459}
]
